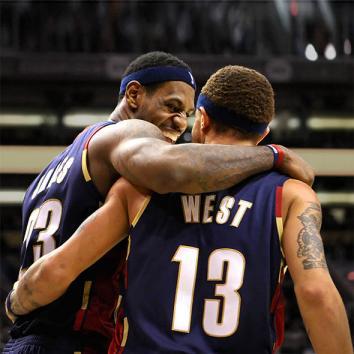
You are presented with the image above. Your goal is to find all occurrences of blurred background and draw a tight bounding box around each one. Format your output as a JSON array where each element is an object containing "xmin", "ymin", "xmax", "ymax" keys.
[{"xmin": 0, "ymin": 0, "xmax": 353, "ymax": 352}]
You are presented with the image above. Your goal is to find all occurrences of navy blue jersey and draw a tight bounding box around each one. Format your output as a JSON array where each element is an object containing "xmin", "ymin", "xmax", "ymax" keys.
[
  {"xmin": 11, "ymin": 121, "xmax": 127, "ymax": 350},
  {"xmin": 120, "ymin": 171, "xmax": 289, "ymax": 354}
]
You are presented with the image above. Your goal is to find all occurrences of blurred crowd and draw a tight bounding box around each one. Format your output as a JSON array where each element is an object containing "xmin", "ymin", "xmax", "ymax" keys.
[
  {"xmin": 0, "ymin": 1, "xmax": 353, "ymax": 352},
  {"xmin": 1, "ymin": 0, "xmax": 353, "ymax": 57}
]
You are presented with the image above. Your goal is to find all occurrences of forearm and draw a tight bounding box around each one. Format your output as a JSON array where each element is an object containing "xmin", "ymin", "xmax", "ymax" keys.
[
  {"xmin": 296, "ymin": 286, "xmax": 353, "ymax": 354},
  {"xmin": 9, "ymin": 256, "xmax": 70, "ymax": 316},
  {"xmin": 171, "ymin": 144, "xmax": 274, "ymax": 193},
  {"xmin": 118, "ymin": 142, "xmax": 274, "ymax": 194}
]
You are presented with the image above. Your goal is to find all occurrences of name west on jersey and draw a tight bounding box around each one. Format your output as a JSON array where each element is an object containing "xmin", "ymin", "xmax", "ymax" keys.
[{"xmin": 181, "ymin": 194, "xmax": 253, "ymax": 227}]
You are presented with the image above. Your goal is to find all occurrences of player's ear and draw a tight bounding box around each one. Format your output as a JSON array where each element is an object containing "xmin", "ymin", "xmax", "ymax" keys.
[
  {"xmin": 198, "ymin": 107, "xmax": 211, "ymax": 133},
  {"xmin": 125, "ymin": 81, "xmax": 145, "ymax": 109},
  {"xmin": 255, "ymin": 126, "xmax": 270, "ymax": 145}
]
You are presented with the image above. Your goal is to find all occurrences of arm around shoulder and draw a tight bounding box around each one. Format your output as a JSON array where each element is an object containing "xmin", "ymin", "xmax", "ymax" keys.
[
  {"xmin": 94, "ymin": 120, "xmax": 277, "ymax": 193},
  {"xmin": 90, "ymin": 120, "xmax": 315, "ymax": 194},
  {"xmin": 8, "ymin": 180, "xmax": 131, "ymax": 317}
]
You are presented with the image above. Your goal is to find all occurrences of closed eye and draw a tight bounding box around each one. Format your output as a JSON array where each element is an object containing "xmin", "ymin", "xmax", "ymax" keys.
[{"xmin": 166, "ymin": 103, "xmax": 181, "ymax": 113}]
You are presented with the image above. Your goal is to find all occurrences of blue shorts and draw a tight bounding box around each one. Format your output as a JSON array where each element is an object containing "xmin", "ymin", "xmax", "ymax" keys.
[{"xmin": 2, "ymin": 334, "xmax": 81, "ymax": 354}]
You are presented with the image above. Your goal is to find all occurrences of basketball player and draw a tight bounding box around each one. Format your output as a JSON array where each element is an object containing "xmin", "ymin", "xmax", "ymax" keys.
[
  {"xmin": 111, "ymin": 66, "xmax": 352, "ymax": 353},
  {"xmin": 9, "ymin": 65, "xmax": 352, "ymax": 354},
  {"xmin": 5, "ymin": 54, "xmax": 315, "ymax": 354}
]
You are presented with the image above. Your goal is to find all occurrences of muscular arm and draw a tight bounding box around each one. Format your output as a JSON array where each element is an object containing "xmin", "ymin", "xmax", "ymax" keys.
[
  {"xmin": 8, "ymin": 181, "xmax": 134, "ymax": 316},
  {"xmin": 90, "ymin": 119, "xmax": 314, "ymax": 195},
  {"xmin": 282, "ymin": 180, "xmax": 353, "ymax": 354}
]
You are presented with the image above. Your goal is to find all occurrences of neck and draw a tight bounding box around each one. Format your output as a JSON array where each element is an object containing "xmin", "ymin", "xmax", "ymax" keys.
[
  {"xmin": 204, "ymin": 133, "xmax": 255, "ymax": 147},
  {"xmin": 109, "ymin": 100, "xmax": 133, "ymax": 122}
]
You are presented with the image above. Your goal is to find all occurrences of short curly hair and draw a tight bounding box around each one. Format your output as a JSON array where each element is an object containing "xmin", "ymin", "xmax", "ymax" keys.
[{"xmin": 201, "ymin": 65, "xmax": 274, "ymax": 135}]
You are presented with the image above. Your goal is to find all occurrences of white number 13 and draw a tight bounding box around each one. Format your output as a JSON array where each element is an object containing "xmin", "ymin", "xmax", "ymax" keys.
[
  {"xmin": 172, "ymin": 246, "xmax": 245, "ymax": 337},
  {"xmin": 23, "ymin": 199, "xmax": 62, "ymax": 262}
]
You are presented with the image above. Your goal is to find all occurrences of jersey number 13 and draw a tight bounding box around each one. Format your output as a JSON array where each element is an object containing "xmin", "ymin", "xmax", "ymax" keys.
[
  {"xmin": 23, "ymin": 199, "xmax": 62, "ymax": 262},
  {"xmin": 172, "ymin": 245, "xmax": 245, "ymax": 337}
]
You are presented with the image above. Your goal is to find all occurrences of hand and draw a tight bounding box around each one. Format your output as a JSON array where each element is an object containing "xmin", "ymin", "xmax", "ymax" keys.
[
  {"xmin": 276, "ymin": 146, "xmax": 315, "ymax": 186},
  {"xmin": 5, "ymin": 290, "xmax": 18, "ymax": 323}
]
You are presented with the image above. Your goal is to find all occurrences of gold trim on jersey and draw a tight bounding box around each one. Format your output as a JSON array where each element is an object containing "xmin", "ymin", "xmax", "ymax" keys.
[
  {"xmin": 81, "ymin": 280, "xmax": 92, "ymax": 310},
  {"xmin": 113, "ymin": 295, "xmax": 122, "ymax": 324},
  {"xmin": 278, "ymin": 261, "xmax": 288, "ymax": 283},
  {"xmin": 126, "ymin": 236, "xmax": 131, "ymax": 261},
  {"xmin": 81, "ymin": 149, "xmax": 91, "ymax": 182},
  {"xmin": 131, "ymin": 196, "xmax": 151, "ymax": 227},
  {"xmin": 121, "ymin": 317, "xmax": 129, "ymax": 347},
  {"xmin": 276, "ymin": 216, "xmax": 285, "ymax": 259},
  {"xmin": 275, "ymin": 215, "xmax": 287, "ymax": 281}
]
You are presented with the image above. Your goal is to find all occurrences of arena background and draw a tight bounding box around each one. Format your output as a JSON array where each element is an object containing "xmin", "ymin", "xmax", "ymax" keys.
[{"xmin": 0, "ymin": 0, "xmax": 353, "ymax": 352}]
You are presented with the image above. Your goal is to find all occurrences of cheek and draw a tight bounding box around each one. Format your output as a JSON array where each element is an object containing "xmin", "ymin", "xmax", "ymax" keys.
[
  {"xmin": 135, "ymin": 104, "xmax": 155, "ymax": 124},
  {"xmin": 149, "ymin": 115, "xmax": 166, "ymax": 127},
  {"xmin": 142, "ymin": 103, "xmax": 166, "ymax": 126}
]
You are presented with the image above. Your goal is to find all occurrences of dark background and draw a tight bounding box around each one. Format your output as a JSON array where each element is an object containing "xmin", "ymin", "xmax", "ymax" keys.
[{"xmin": 0, "ymin": 1, "xmax": 353, "ymax": 352}]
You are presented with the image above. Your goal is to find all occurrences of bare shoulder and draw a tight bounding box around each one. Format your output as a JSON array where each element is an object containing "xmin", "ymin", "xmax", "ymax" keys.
[
  {"xmin": 107, "ymin": 177, "xmax": 151, "ymax": 224},
  {"xmin": 282, "ymin": 179, "xmax": 319, "ymax": 210},
  {"xmin": 86, "ymin": 120, "xmax": 167, "ymax": 195},
  {"xmin": 107, "ymin": 177, "xmax": 149, "ymax": 199},
  {"xmin": 107, "ymin": 177, "xmax": 150, "ymax": 207},
  {"xmin": 88, "ymin": 119, "xmax": 164, "ymax": 154},
  {"xmin": 282, "ymin": 178, "xmax": 322, "ymax": 242},
  {"xmin": 94, "ymin": 119, "xmax": 165, "ymax": 145}
]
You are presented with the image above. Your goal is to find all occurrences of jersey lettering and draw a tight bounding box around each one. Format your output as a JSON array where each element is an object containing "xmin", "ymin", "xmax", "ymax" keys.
[
  {"xmin": 181, "ymin": 195, "xmax": 252, "ymax": 227},
  {"xmin": 202, "ymin": 195, "xmax": 216, "ymax": 223},
  {"xmin": 23, "ymin": 199, "xmax": 62, "ymax": 262},
  {"xmin": 181, "ymin": 195, "xmax": 201, "ymax": 223},
  {"xmin": 230, "ymin": 200, "xmax": 253, "ymax": 227},
  {"xmin": 215, "ymin": 196, "xmax": 235, "ymax": 224},
  {"xmin": 32, "ymin": 157, "xmax": 74, "ymax": 199},
  {"xmin": 172, "ymin": 246, "xmax": 246, "ymax": 337},
  {"xmin": 171, "ymin": 246, "xmax": 199, "ymax": 332}
]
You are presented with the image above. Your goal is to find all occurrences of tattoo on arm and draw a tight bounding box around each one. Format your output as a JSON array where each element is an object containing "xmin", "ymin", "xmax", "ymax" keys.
[
  {"xmin": 296, "ymin": 202, "xmax": 328, "ymax": 270},
  {"xmin": 182, "ymin": 145, "xmax": 272, "ymax": 192}
]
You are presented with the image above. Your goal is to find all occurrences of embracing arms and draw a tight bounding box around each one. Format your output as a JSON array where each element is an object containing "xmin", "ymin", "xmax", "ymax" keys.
[
  {"xmin": 282, "ymin": 180, "xmax": 353, "ymax": 354},
  {"xmin": 90, "ymin": 119, "xmax": 314, "ymax": 195},
  {"xmin": 7, "ymin": 180, "xmax": 135, "ymax": 319}
]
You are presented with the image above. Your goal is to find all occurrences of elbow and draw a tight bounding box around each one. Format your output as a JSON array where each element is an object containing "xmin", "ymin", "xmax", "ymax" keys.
[
  {"xmin": 305, "ymin": 168, "xmax": 315, "ymax": 187},
  {"xmin": 301, "ymin": 162, "xmax": 315, "ymax": 187},
  {"xmin": 140, "ymin": 150, "xmax": 192, "ymax": 194},
  {"xmin": 121, "ymin": 144, "xmax": 194, "ymax": 194},
  {"xmin": 294, "ymin": 281, "xmax": 335, "ymax": 309},
  {"xmin": 152, "ymin": 145, "xmax": 195, "ymax": 194}
]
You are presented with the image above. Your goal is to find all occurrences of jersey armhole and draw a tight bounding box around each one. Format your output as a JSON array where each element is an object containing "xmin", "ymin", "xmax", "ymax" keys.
[
  {"xmin": 131, "ymin": 196, "xmax": 152, "ymax": 228},
  {"xmin": 81, "ymin": 122, "xmax": 114, "ymax": 182},
  {"xmin": 275, "ymin": 186, "xmax": 285, "ymax": 259}
]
